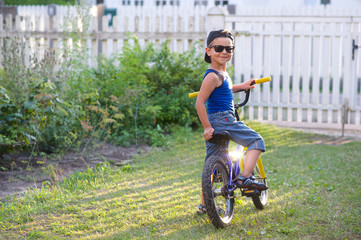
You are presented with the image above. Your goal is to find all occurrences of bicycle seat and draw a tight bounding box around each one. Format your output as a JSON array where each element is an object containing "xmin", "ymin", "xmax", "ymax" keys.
[{"xmin": 208, "ymin": 130, "xmax": 231, "ymax": 144}]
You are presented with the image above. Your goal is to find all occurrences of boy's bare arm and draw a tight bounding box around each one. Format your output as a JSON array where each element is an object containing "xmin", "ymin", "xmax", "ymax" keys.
[
  {"xmin": 232, "ymin": 79, "xmax": 255, "ymax": 92},
  {"xmin": 196, "ymin": 101, "xmax": 213, "ymax": 141},
  {"xmin": 196, "ymin": 74, "xmax": 218, "ymax": 141}
]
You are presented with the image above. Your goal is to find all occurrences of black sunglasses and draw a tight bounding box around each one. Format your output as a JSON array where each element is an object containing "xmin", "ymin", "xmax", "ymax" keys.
[{"xmin": 208, "ymin": 45, "xmax": 235, "ymax": 53}]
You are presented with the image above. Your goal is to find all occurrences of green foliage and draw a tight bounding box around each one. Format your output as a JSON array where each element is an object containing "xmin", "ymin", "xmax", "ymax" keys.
[
  {"xmin": 0, "ymin": 2, "xmax": 93, "ymax": 156},
  {"xmin": 0, "ymin": 86, "xmax": 25, "ymax": 151},
  {"xmin": 0, "ymin": 1, "xmax": 206, "ymax": 157},
  {"xmin": 0, "ymin": 36, "xmax": 82, "ymax": 154},
  {"xmin": 21, "ymin": 78, "xmax": 82, "ymax": 152},
  {"xmin": 86, "ymin": 38, "xmax": 206, "ymax": 146},
  {"xmin": 145, "ymin": 41, "xmax": 207, "ymax": 128},
  {"xmin": 0, "ymin": 33, "xmax": 206, "ymax": 157}
]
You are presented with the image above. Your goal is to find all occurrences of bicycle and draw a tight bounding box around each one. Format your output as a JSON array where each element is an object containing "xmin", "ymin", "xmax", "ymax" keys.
[{"xmin": 189, "ymin": 76, "xmax": 271, "ymax": 228}]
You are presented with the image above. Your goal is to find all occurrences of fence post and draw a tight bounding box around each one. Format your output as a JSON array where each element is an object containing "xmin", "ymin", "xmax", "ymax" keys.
[{"xmin": 205, "ymin": 7, "xmax": 227, "ymax": 33}]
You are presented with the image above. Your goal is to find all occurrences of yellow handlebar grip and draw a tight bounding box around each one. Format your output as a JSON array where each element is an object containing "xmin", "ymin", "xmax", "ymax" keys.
[
  {"xmin": 188, "ymin": 92, "xmax": 199, "ymax": 98},
  {"xmin": 255, "ymin": 76, "xmax": 271, "ymax": 84}
]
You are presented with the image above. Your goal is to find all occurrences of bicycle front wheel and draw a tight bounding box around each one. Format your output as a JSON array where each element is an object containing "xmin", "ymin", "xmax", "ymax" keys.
[
  {"xmin": 202, "ymin": 156, "xmax": 234, "ymax": 228},
  {"xmin": 251, "ymin": 163, "xmax": 268, "ymax": 209}
]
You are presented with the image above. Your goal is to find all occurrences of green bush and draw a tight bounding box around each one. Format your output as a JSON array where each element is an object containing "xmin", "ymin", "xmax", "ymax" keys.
[
  {"xmin": 0, "ymin": 33, "xmax": 206, "ymax": 157},
  {"xmin": 1, "ymin": 1, "xmax": 207, "ymax": 154},
  {"xmin": 145, "ymin": 42, "xmax": 206, "ymax": 128},
  {"xmin": 0, "ymin": 77, "xmax": 82, "ymax": 154},
  {"xmin": 89, "ymin": 39, "xmax": 206, "ymax": 146},
  {"xmin": 25, "ymin": 79, "xmax": 82, "ymax": 153},
  {"xmin": 0, "ymin": 37, "xmax": 82, "ymax": 154},
  {"xmin": 0, "ymin": 86, "xmax": 26, "ymax": 152}
]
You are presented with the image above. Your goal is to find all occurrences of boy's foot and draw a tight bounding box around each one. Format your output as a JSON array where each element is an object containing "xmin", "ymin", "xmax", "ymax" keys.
[
  {"xmin": 197, "ymin": 204, "xmax": 224, "ymax": 215},
  {"xmin": 197, "ymin": 204, "xmax": 207, "ymax": 215},
  {"xmin": 236, "ymin": 176, "xmax": 268, "ymax": 190}
]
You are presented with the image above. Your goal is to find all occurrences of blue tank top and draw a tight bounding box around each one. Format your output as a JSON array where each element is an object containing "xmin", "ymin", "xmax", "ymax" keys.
[{"xmin": 203, "ymin": 69, "xmax": 234, "ymax": 114}]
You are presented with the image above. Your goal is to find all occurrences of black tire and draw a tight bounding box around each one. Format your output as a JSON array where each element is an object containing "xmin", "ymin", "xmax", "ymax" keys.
[
  {"xmin": 251, "ymin": 163, "xmax": 268, "ymax": 210},
  {"xmin": 202, "ymin": 156, "xmax": 234, "ymax": 228}
]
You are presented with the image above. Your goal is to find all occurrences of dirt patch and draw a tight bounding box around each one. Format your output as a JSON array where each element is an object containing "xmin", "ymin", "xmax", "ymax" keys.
[
  {"xmin": 311, "ymin": 136, "xmax": 360, "ymax": 146},
  {"xmin": 0, "ymin": 142, "xmax": 154, "ymax": 200}
]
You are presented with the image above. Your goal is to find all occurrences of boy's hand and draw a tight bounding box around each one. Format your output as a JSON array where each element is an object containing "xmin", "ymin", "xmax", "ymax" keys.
[
  {"xmin": 232, "ymin": 79, "xmax": 255, "ymax": 92},
  {"xmin": 204, "ymin": 127, "xmax": 214, "ymax": 141},
  {"xmin": 243, "ymin": 79, "xmax": 256, "ymax": 89}
]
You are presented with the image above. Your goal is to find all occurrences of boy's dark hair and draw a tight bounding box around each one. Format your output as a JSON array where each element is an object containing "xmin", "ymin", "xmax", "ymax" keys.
[{"xmin": 204, "ymin": 29, "xmax": 234, "ymax": 63}]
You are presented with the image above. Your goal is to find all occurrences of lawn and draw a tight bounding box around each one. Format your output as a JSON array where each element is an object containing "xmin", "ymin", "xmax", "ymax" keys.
[{"xmin": 0, "ymin": 122, "xmax": 360, "ymax": 239}]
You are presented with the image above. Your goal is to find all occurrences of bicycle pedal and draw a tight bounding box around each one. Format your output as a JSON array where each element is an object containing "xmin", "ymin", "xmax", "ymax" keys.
[{"xmin": 241, "ymin": 189, "xmax": 261, "ymax": 197}]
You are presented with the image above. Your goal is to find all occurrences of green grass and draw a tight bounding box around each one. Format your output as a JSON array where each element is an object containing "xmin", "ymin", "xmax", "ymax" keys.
[{"xmin": 0, "ymin": 122, "xmax": 360, "ymax": 239}]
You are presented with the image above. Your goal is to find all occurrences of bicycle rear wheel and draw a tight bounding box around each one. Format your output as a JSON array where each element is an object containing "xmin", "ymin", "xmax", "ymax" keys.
[
  {"xmin": 251, "ymin": 163, "xmax": 268, "ymax": 209},
  {"xmin": 202, "ymin": 156, "xmax": 234, "ymax": 228}
]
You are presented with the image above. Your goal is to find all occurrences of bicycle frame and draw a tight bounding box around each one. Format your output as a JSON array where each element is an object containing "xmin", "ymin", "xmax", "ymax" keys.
[{"xmin": 215, "ymin": 143, "xmax": 267, "ymax": 198}]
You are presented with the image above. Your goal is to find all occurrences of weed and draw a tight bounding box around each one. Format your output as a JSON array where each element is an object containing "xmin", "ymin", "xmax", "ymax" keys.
[{"xmin": 41, "ymin": 164, "xmax": 57, "ymax": 183}]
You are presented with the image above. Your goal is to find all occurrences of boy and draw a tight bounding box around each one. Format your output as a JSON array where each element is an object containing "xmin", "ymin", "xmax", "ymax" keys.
[{"xmin": 196, "ymin": 29, "xmax": 267, "ymax": 214}]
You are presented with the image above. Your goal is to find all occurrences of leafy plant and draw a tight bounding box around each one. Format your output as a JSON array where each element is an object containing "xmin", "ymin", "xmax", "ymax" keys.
[
  {"xmin": 0, "ymin": 1, "xmax": 207, "ymax": 157},
  {"xmin": 0, "ymin": 35, "xmax": 82, "ymax": 155},
  {"xmin": 0, "ymin": 86, "xmax": 28, "ymax": 152},
  {"xmin": 88, "ymin": 38, "xmax": 206, "ymax": 146}
]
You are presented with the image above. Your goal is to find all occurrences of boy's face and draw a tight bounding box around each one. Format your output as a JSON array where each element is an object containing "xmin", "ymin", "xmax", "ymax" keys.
[{"xmin": 206, "ymin": 37, "xmax": 234, "ymax": 65}]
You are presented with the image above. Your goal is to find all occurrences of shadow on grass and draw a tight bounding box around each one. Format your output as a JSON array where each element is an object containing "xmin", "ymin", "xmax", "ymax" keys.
[{"xmin": 2, "ymin": 127, "xmax": 361, "ymax": 239}]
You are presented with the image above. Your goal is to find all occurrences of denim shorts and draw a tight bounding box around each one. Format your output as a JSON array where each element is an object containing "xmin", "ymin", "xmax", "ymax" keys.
[{"xmin": 205, "ymin": 110, "xmax": 266, "ymax": 161}]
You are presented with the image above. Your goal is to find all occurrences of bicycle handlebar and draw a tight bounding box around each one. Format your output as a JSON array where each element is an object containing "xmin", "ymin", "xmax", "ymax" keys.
[
  {"xmin": 188, "ymin": 76, "xmax": 271, "ymax": 98},
  {"xmin": 188, "ymin": 92, "xmax": 199, "ymax": 98},
  {"xmin": 254, "ymin": 76, "xmax": 271, "ymax": 85}
]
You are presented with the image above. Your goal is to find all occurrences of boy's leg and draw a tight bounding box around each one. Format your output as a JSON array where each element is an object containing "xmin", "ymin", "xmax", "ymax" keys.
[
  {"xmin": 223, "ymin": 119, "xmax": 267, "ymax": 190},
  {"xmin": 242, "ymin": 149, "xmax": 261, "ymax": 178},
  {"xmin": 199, "ymin": 140, "xmax": 225, "ymax": 213},
  {"xmin": 237, "ymin": 148, "xmax": 267, "ymax": 190}
]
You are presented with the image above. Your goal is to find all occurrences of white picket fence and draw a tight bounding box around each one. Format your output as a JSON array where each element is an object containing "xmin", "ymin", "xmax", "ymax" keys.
[
  {"xmin": 224, "ymin": 14, "xmax": 361, "ymax": 129},
  {"xmin": 0, "ymin": 5, "xmax": 208, "ymax": 65},
  {"xmin": 16, "ymin": 5, "xmax": 78, "ymax": 17},
  {"xmin": 0, "ymin": 5, "xmax": 361, "ymax": 129}
]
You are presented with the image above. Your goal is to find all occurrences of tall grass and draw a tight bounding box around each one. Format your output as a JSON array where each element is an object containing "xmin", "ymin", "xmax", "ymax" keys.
[{"xmin": 0, "ymin": 123, "xmax": 360, "ymax": 239}]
